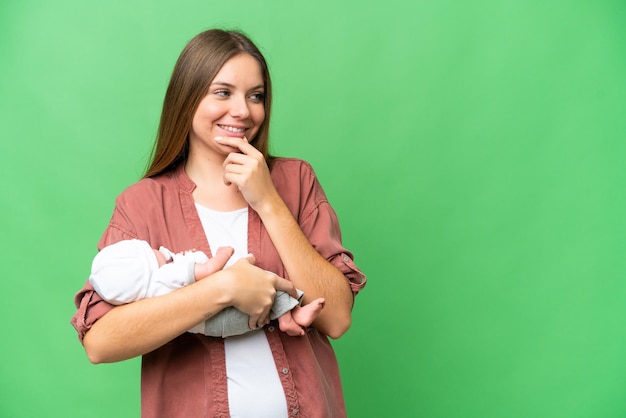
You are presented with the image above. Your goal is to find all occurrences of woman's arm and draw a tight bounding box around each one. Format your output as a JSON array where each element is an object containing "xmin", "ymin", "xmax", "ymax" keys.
[
  {"xmin": 256, "ymin": 201, "xmax": 354, "ymax": 339},
  {"xmin": 221, "ymin": 137, "xmax": 355, "ymax": 339},
  {"xmin": 83, "ymin": 256, "xmax": 296, "ymax": 363}
]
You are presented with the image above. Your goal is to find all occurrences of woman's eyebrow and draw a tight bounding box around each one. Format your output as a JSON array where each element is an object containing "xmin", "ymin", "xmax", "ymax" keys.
[
  {"xmin": 210, "ymin": 81, "xmax": 264, "ymax": 91},
  {"xmin": 210, "ymin": 81, "xmax": 235, "ymax": 88}
]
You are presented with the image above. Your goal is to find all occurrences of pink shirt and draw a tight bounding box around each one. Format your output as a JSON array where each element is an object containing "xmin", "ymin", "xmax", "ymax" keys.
[{"xmin": 71, "ymin": 158, "xmax": 366, "ymax": 418}]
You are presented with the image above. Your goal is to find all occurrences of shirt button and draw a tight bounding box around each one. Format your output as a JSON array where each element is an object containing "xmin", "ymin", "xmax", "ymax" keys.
[
  {"xmin": 268, "ymin": 326, "xmax": 275, "ymax": 332},
  {"xmin": 292, "ymin": 409, "xmax": 299, "ymax": 415},
  {"xmin": 282, "ymin": 368, "xmax": 289, "ymax": 374}
]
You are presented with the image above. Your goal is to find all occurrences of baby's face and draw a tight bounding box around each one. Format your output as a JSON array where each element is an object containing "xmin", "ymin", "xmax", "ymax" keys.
[{"xmin": 153, "ymin": 249, "xmax": 167, "ymax": 267}]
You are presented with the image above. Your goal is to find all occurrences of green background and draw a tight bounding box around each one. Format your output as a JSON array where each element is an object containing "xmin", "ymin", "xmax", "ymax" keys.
[{"xmin": 1, "ymin": 0, "xmax": 625, "ymax": 417}]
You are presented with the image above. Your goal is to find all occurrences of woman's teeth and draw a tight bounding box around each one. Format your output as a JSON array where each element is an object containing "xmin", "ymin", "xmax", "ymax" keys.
[{"xmin": 220, "ymin": 125, "xmax": 246, "ymax": 133}]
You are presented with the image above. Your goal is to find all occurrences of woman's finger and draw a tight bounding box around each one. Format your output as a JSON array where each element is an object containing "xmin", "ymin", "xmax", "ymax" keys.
[
  {"xmin": 248, "ymin": 308, "xmax": 271, "ymax": 330},
  {"xmin": 215, "ymin": 136, "xmax": 258, "ymax": 156},
  {"xmin": 223, "ymin": 151, "xmax": 253, "ymax": 166},
  {"xmin": 273, "ymin": 276, "xmax": 298, "ymax": 300}
]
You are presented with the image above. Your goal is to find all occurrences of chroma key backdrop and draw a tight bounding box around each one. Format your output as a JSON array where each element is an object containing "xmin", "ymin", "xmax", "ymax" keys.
[{"xmin": 1, "ymin": 0, "xmax": 625, "ymax": 417}]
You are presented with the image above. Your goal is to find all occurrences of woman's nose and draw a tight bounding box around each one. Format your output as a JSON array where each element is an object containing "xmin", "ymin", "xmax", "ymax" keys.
[{"xmin": 229, "ymin": 96, "xmax": 250, "ymax": 119}]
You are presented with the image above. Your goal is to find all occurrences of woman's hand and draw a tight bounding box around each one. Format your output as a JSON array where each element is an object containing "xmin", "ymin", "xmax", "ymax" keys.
[
  {"xmin": 216, "ymin": 136, "xmax": 280, "ymax": 212},
  {"xmin": 219, "ymin": 254, "xmax": 298, "ymax": 329}
]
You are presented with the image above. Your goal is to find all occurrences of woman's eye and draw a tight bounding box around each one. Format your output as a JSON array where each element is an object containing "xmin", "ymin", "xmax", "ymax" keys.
[
  {"xmin": 250, "ymin": 93, "xmax": 264, "ymax": 102},
  {"xmin": 214, "ymin": 90, "xmax": 230, "ymax": 97}
]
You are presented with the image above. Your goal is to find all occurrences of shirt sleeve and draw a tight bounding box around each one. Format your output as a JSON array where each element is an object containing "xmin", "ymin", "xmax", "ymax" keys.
[
  {"xmin": 70, "ymin": 281, "xmax": 115, "ymax": 343},
  {"xmin": 297, "ymin": 164, "xmax": 367, "ymax": 296},
  {"xmin": 70, "ymin": 195, "xmax": 146, "ymax": 343},
  {"xmin": 150, "ymin": 262, "xmax": 196, "ymax": 296}
]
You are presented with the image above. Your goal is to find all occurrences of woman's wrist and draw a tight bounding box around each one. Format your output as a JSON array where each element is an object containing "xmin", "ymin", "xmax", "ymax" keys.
[
  {"xmin": 195, "ymin": 269, "xmax": 234, "ymax": 308},
  {"xmin": 252, "ymin": 190, "xmax": 287, "ymax": 221}
]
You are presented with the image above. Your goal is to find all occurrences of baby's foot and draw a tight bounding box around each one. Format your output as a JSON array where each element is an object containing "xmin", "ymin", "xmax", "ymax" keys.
[{"xmin": 292, "ymin": 298, "xmax": 325, "ymax": 327}]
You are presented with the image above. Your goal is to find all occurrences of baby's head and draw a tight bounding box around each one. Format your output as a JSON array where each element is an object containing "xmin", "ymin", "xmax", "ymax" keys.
[{"xmin": 92, "ymin": 239, "xmax": 162, "ymax": 283}]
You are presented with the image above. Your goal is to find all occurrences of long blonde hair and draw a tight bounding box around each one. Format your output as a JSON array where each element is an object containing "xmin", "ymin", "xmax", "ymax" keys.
[{"xmin": 144, "ymin": 29, "xmax": 273, "ymax": 178}]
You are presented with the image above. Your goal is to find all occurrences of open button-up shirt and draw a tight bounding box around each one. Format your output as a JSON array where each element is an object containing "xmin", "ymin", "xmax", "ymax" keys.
[{"xmin": 71, "ymin": 158, "xmax": 366, "ymax": 418}]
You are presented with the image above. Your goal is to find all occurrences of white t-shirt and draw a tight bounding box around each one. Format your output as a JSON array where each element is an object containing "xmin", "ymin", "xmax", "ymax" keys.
[{"xmin": 195, "ymin": 204, "xmax": 288, "ymax": 418}]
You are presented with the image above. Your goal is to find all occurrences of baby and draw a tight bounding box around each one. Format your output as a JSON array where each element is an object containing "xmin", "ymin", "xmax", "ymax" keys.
[{"xmin": 89, "ymin": 239, "xmax": 325, "ymax": 337}]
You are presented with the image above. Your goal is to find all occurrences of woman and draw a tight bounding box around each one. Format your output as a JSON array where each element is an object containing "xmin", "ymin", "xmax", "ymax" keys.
[{"xmin": 71, "ymin": 29, "xmax": 366, "ymax": 417}]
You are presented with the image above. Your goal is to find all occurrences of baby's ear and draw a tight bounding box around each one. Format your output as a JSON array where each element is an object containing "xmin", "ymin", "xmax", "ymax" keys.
[{"xmin": 158, "ymin": 246, "xmax": 175, "ymax": 262}]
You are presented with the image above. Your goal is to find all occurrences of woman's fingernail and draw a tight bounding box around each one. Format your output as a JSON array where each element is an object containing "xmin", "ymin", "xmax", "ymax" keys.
[{"xmin": 214, "ymin": 136, "xmax": 223, "ymax": 141}]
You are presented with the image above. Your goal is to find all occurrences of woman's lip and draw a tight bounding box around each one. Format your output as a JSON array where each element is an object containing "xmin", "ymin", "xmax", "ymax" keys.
[{"xmin": 217, "ymin": 124, "xmax": 247, "ymax": 138}]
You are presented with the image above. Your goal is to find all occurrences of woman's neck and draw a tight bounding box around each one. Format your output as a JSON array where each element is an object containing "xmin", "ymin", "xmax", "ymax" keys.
[
  {"xmin": 184, "ymin": 158, "xmax": 248, "ymax": 211},
  {"xmin": 184, "ymin": 154, "xmax": 224, "ymax": 185}
]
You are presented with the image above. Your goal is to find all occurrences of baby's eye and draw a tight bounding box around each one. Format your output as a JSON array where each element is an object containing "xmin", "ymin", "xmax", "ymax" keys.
[{"xmin": 250, "ymin": 92, "xmax": 264, "ymax": 102}]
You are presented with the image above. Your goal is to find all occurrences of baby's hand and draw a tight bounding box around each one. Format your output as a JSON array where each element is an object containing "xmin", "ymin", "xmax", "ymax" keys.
[
  {"xmin": 194, "ymin": 247, "xmax": 235, "ymax": 281},
  {"xmin": 170, "ymin": 249, "xmax": 209, "ymax": 264}
]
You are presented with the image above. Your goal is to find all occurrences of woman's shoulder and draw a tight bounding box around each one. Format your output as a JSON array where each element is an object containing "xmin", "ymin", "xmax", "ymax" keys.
[
  {"xmin": 115, "ymin": 170, "xmax": 180, "ymax": 205},
  {"xmin": 118, "ymin": 177, "xmax": 161, "ymax": 198},
  {"xmin": 271, "ymin": 157, "xmax": 329, "ymax": 204},
  {"xmin": 271, "ymin": 157, "xmax": 316, "ymax": 178}
]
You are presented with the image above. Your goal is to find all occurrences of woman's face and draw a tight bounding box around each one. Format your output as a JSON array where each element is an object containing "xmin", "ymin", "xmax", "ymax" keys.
[{"xmin": 189, "ymin": 53, "xmax": 266, "ymax": 158}]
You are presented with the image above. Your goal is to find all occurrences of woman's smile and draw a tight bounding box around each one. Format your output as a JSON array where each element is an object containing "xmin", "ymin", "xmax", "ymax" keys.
[{"xmin": 218, "ymin": 124, "xmax": 248, "ymax": 136}]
